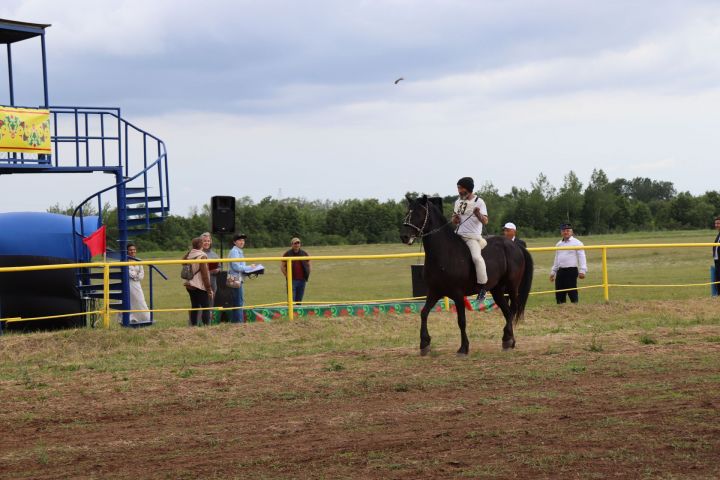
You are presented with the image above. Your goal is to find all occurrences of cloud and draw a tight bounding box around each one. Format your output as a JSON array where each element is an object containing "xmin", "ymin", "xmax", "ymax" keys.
[
  {"xmin": 2, "ymin": 0, "xmax": 720, "ymax": 215},
  {"xmin": 4, "ymin": 0, "xmax": 718, "ymax": 114}
]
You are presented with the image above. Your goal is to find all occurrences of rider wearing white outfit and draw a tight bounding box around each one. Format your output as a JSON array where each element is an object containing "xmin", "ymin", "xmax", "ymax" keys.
[{"xmin": 452, "ymin": 177, "xmax": 489, "ymax": 300}]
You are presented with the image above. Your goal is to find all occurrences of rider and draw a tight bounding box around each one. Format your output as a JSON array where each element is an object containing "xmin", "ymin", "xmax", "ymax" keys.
[{"xmin": 452, "ymin": 177, "xmax": 489, "ymax": 300}]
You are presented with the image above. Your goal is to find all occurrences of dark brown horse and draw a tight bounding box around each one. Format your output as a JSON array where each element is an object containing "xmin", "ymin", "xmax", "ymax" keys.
[{"xmin": 400, "ymin": 195, "xmax": 533, "ymax": 355}]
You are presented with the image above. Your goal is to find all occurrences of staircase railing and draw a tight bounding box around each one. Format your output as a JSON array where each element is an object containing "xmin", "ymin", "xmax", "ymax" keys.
[
  {"xmin": 70, "ymin": 154, "xmax": 167, "ymax": 258},
  {"xmin": 54, "ymin": 107, "xmax": 170, "ymax": 327}
]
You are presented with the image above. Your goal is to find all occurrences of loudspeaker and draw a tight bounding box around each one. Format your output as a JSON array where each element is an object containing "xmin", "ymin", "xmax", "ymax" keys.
[
  {"xmin": 211, "ymin": 196, "xmax": 236, "ymax": 234},
  {"xmin": 411, "ymin": 264, "xmax": 426, "ymax": 297}
]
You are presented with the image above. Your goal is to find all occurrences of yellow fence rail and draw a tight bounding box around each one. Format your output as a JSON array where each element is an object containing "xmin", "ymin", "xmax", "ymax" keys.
[{"xmin": 1, "ymin": 243, "xmax": 718, "ymax": 328}]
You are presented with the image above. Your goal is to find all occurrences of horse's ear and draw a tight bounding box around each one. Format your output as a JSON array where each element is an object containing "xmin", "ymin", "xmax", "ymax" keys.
[
  {"xmin": 405, "ymin": 193, "xmax": 414, "ymax": 204},
  {"xmin": 420, "ymin": 194, "xmax": 428, "ymax": 204}
]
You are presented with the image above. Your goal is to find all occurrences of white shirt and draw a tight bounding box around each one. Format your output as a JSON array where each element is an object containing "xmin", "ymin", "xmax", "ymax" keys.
[
  {"xmin": 454, "ymin": 195, "xmax": 487, "ymax": 236},
  {"xmin": 714, "ymin": 231, "xmax": 720, "ymax": 260},
  {"xmin": 551, "ymin": 236, "xmax": 588, "ymax": 275}
]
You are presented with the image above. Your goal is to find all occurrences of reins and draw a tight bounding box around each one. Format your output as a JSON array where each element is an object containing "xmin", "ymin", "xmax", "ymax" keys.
[{"xmin": 403, "ymin": 202, "xmax": 452, "ymax": 238}]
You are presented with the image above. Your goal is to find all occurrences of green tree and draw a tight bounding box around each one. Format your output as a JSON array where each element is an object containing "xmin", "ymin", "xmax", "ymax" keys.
[{"xmin": 582, "ymin": 169, "xmax": 618, "ymax": 234}]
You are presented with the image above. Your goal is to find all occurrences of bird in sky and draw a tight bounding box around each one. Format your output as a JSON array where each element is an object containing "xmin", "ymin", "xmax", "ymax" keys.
[{"xmin": 394, "ymin": 77, "xmax": 404, "ymax": 84}]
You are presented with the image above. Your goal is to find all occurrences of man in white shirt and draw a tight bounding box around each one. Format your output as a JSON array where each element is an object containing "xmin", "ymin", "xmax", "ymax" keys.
[
  {"xmin": 452, "ymin": 176, "xmax": 489, "ymax": 300},
  {"xmin": 713, "ymin": 216, "xmax": 720, "ymax": 296},
  {"xmin": 549, "ymin": 223, "xmax": 587, "ymax": 304}
]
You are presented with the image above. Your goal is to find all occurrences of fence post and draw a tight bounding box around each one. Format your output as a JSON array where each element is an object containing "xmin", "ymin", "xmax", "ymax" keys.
[
  {"xmin": 602, "ymin": 247, "xmax": 609, "ymax": 302},
  {"xmin": 286, "ymin": 258, "xmax": 294, "ymax": 320},
  {"xmin": 103, "ymin": 261, "xmax": 111, "ymax": 328}
]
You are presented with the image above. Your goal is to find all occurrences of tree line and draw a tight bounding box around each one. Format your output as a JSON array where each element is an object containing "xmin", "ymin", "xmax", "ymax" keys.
[{"xmin": 49, "ymin": 169, "xmax": 720, "ymax": 251}]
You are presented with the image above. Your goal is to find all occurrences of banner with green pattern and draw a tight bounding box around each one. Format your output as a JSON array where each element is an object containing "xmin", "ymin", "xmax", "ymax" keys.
[{"xmin": 241, "ymin": 297, "xmax": 496, "ymax": 322}]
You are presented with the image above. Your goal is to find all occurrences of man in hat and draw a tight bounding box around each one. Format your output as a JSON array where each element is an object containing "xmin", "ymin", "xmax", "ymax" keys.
[
  {"xmin": 549, "ymin": 223, "xmax": 587, "ymax": 304},
  {"xmin": 281, "ymin": 237, "xmax": 311, "ymax": 303},
  {"xmin": 502, "ymin": 222, "xmax": 526, "ymax": 249},
  {"xmin": 452, "ymin": 176, "xmax": 489, "ymax": 300},
  {"xmin": 228, "ymin": 233, "xmax": 255, "ymax": 323}
]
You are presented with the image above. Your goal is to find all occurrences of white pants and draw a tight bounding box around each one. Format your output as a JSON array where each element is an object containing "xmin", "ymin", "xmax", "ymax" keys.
[{"xmin": 461, "ymin": 235, "xmax": 488, "ymax": 284}]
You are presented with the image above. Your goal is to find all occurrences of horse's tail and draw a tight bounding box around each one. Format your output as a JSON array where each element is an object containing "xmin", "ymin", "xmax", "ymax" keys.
[{"xmin": 514, "ymin": 247, "xmax": 534, "ymax": 324}]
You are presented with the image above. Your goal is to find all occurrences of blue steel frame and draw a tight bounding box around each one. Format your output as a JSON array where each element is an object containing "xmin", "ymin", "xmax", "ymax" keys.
[
  {"xmin": 0, "ymin": 20, "xmax": 170, "ymax": 328},
  {"xmin": 62, "ymin": 107, "xmax": 170, "ymax": 327}
]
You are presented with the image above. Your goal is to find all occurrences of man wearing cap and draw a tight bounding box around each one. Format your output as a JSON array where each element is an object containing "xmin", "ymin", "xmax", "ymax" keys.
[
  {"xmin": 228, "ymin": 233, "xmax": 256, "ymax": 323},
  {"xmin": 549, "ymin": 223, "xmax": 587, "ymax": 304},
  {"xmin": 452, "ymin": 176, "xmax": 489, "ymax": 300},
  {"xmin": 281, "ymin": 237, "xmax": 311, "ymax": 303},
  {"xmin": 502, "ymin": 222, "xmax": 526, "ymax": 249}
]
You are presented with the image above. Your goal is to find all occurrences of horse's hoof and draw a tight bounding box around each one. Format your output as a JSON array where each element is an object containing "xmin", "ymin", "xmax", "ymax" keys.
[
  {"xmin": 502, "ymin": 338, "xmax": 516, "ymax": 350},
  {"xmin": 420, "ymin": 345, "xmax": 431, "ymax": 356},
  {"xmin": 456, "ymin": 351, "xmax": 468, "ymax": 358}
]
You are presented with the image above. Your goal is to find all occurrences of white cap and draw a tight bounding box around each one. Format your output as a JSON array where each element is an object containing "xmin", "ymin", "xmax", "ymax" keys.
[{"xmin": 503, "ymin": 222, "xmax": 517, "ymax": 230}]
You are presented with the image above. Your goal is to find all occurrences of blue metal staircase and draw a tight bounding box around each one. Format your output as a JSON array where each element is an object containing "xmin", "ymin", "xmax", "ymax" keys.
[
  {"xmin": 66, "ymin": 107, "xmax": 169, "ymax": 326},
  {"xmin": 0, "ymin": 19, "xmax": 170, "ymax": 327},
  {"xmin": 0, "ymin": 107, "xmax": 170, "ymax": 326}
]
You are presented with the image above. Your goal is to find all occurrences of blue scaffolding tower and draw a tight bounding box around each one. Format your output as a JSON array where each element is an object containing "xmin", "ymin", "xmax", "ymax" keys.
[{"xmin": 0, "ymin": 19, "xmax": 170, "ymax": 327}]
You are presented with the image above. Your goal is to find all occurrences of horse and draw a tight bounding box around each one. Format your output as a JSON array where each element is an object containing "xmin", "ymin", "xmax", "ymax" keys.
[{"xmin": 400, "ymin": 195, "xmax": 534, "ymax": 355}]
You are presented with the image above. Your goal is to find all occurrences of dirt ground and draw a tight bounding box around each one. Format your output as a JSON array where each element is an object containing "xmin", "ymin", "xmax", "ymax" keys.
[{"xmin": 1, "ymin": 324, "xmax": 719, "ymax": 479}]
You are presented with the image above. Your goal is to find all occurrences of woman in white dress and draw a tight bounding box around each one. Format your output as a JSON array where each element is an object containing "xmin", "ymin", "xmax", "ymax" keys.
[{"xmin": 127, "ymin": 243, "xmax": 151, "ymax": 323}]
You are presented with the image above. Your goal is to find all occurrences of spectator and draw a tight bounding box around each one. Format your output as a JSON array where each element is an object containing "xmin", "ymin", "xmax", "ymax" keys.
[
  {"xmin": 183, "ymin": 237, "xmax": 213, "ymax": 326},
  {"xmin": 502, "ymin": 222, "xmax": 527, "ymax": 248},
  {"xmin": 281, "ymin": 237, "xmax": 311, "ymax": 303},
  {"xmin": 124, "ymin": 242, "xmax": 150, "ymax": 324},
  {"xmin": 549, "ymin": 223, "xmax": 587, "ymax": 304},
  {"xmin": 228, "ymin": 233, "xmax": 255, "ymax": 323},
  {"xmin": 201, "ymin": 232, "xmax": 221, "ymax": 301},
  {"xmin": 713, "ymin": 216, "xmax": 720, "ymax": 296}
]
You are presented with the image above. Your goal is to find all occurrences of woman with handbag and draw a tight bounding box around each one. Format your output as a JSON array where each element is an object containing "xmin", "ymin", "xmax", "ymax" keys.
[
  {"xmin": 183, "ymin": 237, "xmax": 214, "ymax": 326},
  {"xmin": 228, "ymin": 233, "xmax": 255, "ymax": 323}
]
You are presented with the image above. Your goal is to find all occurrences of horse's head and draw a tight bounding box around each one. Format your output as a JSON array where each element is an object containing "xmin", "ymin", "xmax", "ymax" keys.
[{"xmin": 400, "ymin": 194, "xmax": 443, "ymax": 245}]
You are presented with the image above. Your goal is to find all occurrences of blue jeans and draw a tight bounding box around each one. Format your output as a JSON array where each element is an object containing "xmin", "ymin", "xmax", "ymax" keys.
[
  {"xmin": 292, "ymin": 280, "xmax": 307, "ymax": 303},
  {"xmin": 230, "ymin": 285, "xmax": 245, "ymax": 323}
]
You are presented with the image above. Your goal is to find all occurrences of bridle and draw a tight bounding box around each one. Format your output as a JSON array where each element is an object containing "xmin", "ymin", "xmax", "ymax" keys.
[{"xmin": 403, "ymin": 202, "xmax": 450, "ymax": 238}]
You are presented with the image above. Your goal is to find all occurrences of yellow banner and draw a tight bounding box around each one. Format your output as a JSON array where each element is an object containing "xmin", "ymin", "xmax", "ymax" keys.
[{"xmin": 0, "ymin": 106, "xmax": 51, "ymax": 154}]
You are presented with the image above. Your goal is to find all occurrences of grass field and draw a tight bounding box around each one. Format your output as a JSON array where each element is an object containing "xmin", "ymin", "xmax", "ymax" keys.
[{"xmin": 1, "ymin": 230, "xmax": 719, "ymax": 478}]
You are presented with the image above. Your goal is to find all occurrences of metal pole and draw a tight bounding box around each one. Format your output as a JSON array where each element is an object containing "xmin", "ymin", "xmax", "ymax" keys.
[
  {"xmin": 40, "ymin": 34, "xmax": 49, "ymax": 107},
  {"xmin": 103, "ymin": 261, "xmax": 111, "ymax": 328},
  {"xmin": 286, "ymin": 258, "xmax": 294, "ymax": 320},
  {"xmin": 602, "ymin": 247, "xmax": 609, "ymax": 302},
  {"xmin": 6, "ymin": 44, "xmax": 14, "ymax": 106}
]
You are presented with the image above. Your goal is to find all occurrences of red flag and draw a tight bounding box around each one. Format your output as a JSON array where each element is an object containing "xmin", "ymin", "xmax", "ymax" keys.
[{"xmin": 82, "ymin": 225, "xmax": 106, "ymax": 257}]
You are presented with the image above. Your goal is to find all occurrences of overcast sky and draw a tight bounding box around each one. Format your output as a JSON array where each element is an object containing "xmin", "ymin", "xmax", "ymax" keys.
[{"xmin": 1, "ymin": 0, "xmax": 720, "ymax": 215}]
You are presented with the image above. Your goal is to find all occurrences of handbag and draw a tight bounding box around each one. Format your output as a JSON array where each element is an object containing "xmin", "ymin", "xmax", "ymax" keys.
[{"xmin": 226, "ymin": 273, "xmax": 242, "ymax": 289}]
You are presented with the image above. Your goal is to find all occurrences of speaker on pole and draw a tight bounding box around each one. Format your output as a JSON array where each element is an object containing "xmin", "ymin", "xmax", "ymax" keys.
[{"xmin": 211, "ymin": 196, "xmax": 236, "ymax": 234}]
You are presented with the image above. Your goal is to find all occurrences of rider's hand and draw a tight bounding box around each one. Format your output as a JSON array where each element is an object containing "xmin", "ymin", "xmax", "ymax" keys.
[
  {"xmin": 452, "ymin": 214, "xmax": 460, "ymax": 225},
  {"xmin": 549, "ymin": 274, "xmax": 555, "ymax": 282},
  {"xmin": 578, "ymin": 273, "xmax": 586, "ymax": 280}
]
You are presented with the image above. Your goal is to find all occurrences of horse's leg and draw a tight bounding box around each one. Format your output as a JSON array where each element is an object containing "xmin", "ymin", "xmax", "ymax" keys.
[
  {"xmin": 491, "ymin": 286, "xmax": 515, "ymax": 350},
  {"xmin": 451, "ymin": 294, "xmax": 470, "ymax": 356},
  {"xmin": 420, "ymin": 292, "xmax": 441, "ymax": 356}
]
